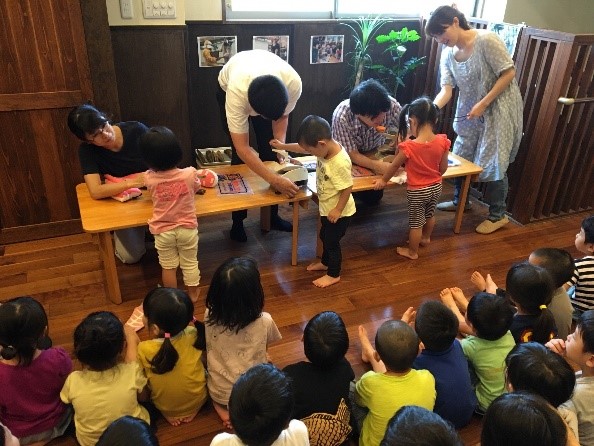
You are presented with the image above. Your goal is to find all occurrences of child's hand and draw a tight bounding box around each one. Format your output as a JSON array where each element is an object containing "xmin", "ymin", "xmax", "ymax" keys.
[
  {"xmin": 545, "ymin": 338, "xmax": 566, "ymax": 356},
  {"xmin": 373, "ymin": 179, "xmax": 387, "ymax": 190},
  {"xmin": 327, "ymin": 208, "xmax": 341, "ymax": 223},
  {"xmin": 269, "ymin": 139, "xmax": 285, "ymax": 150},
  {"xmin": 124, "ymin": 324, "xmax": 140, "ymax": 345},
  {"xmin": 401, "ymin": 307, "xmax": 416, "ymax": 326}
]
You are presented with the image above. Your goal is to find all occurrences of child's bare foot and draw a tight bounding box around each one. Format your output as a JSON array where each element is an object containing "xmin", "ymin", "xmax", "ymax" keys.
[
  {"xmin": 397, "ymin": 246, "xmax": 419, "ymax": 260},
  {"xmin": 358, "ymin": 325, "xmax": 375, "ymax": 364},
  {"xmin": 440, "ymin": 288, "xmax": 456, "ymax": 307},
  {"xmin": 164, "ymin": 415, "xmax": 183, "ymax": 426},
  {"xmin": 420, "ymin": 237, "xmax": 431, "ymax": 247},
  {"xmin": 313, "ymin": 274, "xmax": 340, "ymax": 288},
  {"xmin": 164, "ymin": 411, "xmax": 198, "ymax": 426},
  {"xmin": 213, "ymin": 402, "xmax": 232, "ymax": 430},
  {"xmin": 307, "ymin": 261, "xmax": 328, "ymax": 272},
  {"xmin": 471, "ymin": 271, "xmax": 487, "ymax": 291},
  {"xmin": 485, "ymin": 274, "xmax": 498, "ymax": 294},
  {"xmin": 450, "ymin": 287, "xmax": 469, "ymax": 310}
]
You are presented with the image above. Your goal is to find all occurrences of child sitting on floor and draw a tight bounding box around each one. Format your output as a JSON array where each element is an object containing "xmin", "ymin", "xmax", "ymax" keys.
[
  {"xmin": 209, "ymin": 364, "xmax": 309, "ymax": 446},
  {"xmin": 412, "ymin": 300, "xmax": 477, "ymax": 428},
  {"xmin": 547, "ymin": 310, "xmax": 594, "ymax": 445},
  {"xmin": 566, "ymin": 215, "xmax": 594, "ymax": 314},
  {"xmin": 440, "ymin": 290, "xmax": 515, "ymax": 413},
  {"xmin": 380, "ymin": 405, "xmax": 463, "ymax": 446},
  {"xmin": 505, "ymin": 342, "xmax": 575, "ymax": 408},
  {"xmin": 283, "ymin": 311, "xmax": 354, "ymax": 446},
  {"xmin": 137, "ymin": 287, "xmax": 207, "ymax": 426},
  {"xmin": 61, "ymin": 312, "xmax": 150, "ymax": 446},
  {"xmin": 205, "ymin": 256, "xmax": 282, "ymax": 429},
  {"xmin": 0, "ymin": 297, "xmax": 72, "ymax": 445},
  {"xmin": 356, "ymin": 316, "xmax": 435, "ymax": 446},
  {"xmin": 481, "ymin": 392, "xmax": 571, "ymax": 446},
  {"xmin": 473, "ymin": 250, "xmax": 572, "ymax": 340}
]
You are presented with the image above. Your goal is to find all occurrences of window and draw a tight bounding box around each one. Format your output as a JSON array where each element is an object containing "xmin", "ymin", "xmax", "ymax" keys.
[{"xmin": 224, "ymin": 0, "xmax": 483, "ymax": 20}]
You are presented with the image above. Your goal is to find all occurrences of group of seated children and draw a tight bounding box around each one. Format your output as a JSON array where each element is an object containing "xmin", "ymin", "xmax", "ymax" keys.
[{"xmin": 0, "ymin": 215, "xmax": 592, "ymax": 446}]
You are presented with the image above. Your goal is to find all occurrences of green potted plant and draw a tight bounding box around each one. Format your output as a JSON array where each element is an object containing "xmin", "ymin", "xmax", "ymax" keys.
[
  {"xmin": 342, "ymin": 16, "xmax": 389, "ymax": 90},
  {"xmin": 369, "ymin": 27, "xmax": 426, "ymax": 98}
]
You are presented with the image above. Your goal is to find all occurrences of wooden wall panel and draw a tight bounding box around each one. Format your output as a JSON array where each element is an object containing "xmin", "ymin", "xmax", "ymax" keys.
[
  {"xmin": 110, "ymin": 26, "xmax": 192, "ymax": 166},
  {"xmin": 0, "ymin": 0, "xmax": 96, "ymax": 244}
]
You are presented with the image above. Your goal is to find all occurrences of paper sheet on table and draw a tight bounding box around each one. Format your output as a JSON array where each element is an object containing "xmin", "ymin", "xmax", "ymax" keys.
[
  {"xmin": 448, "ymin": 155, "xmax": 461, "ymax": 166},
  {"xmin": 388, "ymin": 169, "xmax": 407, "ymax": 185}
]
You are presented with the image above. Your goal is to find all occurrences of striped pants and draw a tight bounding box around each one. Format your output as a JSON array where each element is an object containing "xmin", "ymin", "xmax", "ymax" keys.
[{"xmin": 407, "ymin": 183, "xmax": 442, "ymax": 229}]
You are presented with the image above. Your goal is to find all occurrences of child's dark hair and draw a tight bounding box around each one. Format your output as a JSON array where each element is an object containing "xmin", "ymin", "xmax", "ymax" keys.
[
  {"xmin": 140, "ymin": 126, "xmax": 183, "ymax": 171},
  {"xmin": 296, "ymin": 115, "xmax": 332, "ymax": 148},
  {"xmin": 577, "ymin": 310, "xmax": 594, "ymax": 354},
  {"xmin": 481, "ymin": 392, "xmax": 567, "ymax": 446},
  {"xmin": 398, "ymin": 96, "xmax": 439, "ymax": 141},
  {"xmin": 415, "ymin": 300, "xmax": 458, "ymax": 352},
  {"xmin": 425, "ymin": 5, "xmax": 471, "ymax": 37},
  {"xmin": 506, "ymin": 262, "xmax": 556, "ymax": 343},
  {"xmin": 582, "ymin": 215, "xmax": 594, "ymax": 243},
  {"xmin": 349, "ymin": 79, "xmax": 391, "ymax": 117},
  {"xmin": 303, "ymin": 311, "xmax": 349, "ymax": 368},
  {"xmin": 505, "ymin": 342, "xmax": 575, "ymax": 407},
  {"xmin": 375, "ymin": 320, "xmax": 419, "ymax": 372},
  {"xmin": 143, "ymin": 287, "xmax": 204, "ymax": 375},
  {"xmin": 381, "ymin": 405, "xmax": 463, "ymax": 446},
  {"xmin": 205, "ymin": 256, "xmax": 264, "ymax": 334},
  {"xmin": 229, "ymin": 364, "xmax": 294, "ymax": 446},
  {"xmin": 74, "ymin": 311, "xmax": 124, "ymax": 371},
  {"xmin": 248, "ymin": 75, "xmax": 288, "ymax": 121},
  {"xmin": 530, "ymin": 248, "xmax": 575, "ymax": 288},
  {"xmin": 67, "ymin": 104, "xmax": 109, "ymax": 141},
  {"xmin": 466, "ymin": 293, "xmax": 514, "ymax": 341},
  {"xmin": 96, "ymin": 416, "xmax": 159, "ymax": 446},
  {"xmin": 0, "ymin": 296, "xmax": 48, "ymax": 366}
]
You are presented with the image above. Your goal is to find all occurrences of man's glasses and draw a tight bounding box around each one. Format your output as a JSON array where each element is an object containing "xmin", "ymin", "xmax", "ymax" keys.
[{"xmin": 87, "ymin": 122, "xmax": 109, "ymax": 142}]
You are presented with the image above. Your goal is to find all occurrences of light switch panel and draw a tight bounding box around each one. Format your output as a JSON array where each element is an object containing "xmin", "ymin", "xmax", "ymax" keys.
[
  {"xmin": 142, "ymin": 0, "xmax": 177, "ymax": 19},
  {"xmin": 119, "ymin": 0, "xmax": 134, "ymax": 19}
]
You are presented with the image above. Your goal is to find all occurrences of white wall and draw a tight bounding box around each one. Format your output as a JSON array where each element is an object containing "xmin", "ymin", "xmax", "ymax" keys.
[
  {"xmin": 106, "ymin": 0, "xmax": 594, "ymax": 33},
  {"xmin": 106, "ymin": 0, "xmax": 221, "ymax": 26},
  {"xmin": 504, "ymin": 0, "xmax": 594, "ymax": 33}
]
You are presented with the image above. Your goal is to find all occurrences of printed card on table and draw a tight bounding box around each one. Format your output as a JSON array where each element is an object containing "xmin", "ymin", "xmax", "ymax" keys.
[
  {"xmin": 351, "ymin": 165, "xmax": 375, "ymax": 177},
  {"xmin": 216, "ymin": 174, "xmax": 253, "ymax": 195}
]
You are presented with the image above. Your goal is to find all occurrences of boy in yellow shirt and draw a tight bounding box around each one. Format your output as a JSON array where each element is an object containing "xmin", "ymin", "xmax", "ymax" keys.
[{"xmin": 355, "ymin": 317, "xmax": 436, "ymax": 446}]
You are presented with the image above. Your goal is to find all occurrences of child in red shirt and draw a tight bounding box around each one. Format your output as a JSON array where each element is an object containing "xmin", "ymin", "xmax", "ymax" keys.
[{"xmin": 374, "ymin": 96, "xmax": 450, "ymax": 259}]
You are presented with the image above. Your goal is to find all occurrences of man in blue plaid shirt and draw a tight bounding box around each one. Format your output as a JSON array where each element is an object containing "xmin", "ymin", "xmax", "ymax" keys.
[{"xmin": 332, "ymin": 79, "xmax": 401, "ymax": 205}]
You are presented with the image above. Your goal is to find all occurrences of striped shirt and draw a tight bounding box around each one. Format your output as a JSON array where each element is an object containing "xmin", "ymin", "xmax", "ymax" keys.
[
  {"xmin": 331, "ymin": 97, "xmax": 401, "ymax": 155},
  {"xmin": 568, "ymin": 256, "xmax": 594, "ymax": 312}
]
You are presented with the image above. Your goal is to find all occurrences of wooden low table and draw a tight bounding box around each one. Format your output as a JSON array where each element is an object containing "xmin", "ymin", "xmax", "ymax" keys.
[
  {"xmin": 306, "ymin": 153, "xmax": 483, "ymax": 255},
  {"xmin": 76, "ymin": 162, "xmax": 312, "ymax": 304}
]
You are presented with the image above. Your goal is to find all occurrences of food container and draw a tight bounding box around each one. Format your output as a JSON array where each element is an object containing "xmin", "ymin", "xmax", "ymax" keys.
[{"xmin": 195, "ymin": 147, "xmax": 232, "ymax": 167}]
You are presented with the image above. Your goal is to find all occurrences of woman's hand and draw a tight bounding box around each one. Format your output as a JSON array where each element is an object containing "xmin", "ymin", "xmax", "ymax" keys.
[{"xmin": 468, "ymin": 101, "xmax": 487, "ymax": 120}]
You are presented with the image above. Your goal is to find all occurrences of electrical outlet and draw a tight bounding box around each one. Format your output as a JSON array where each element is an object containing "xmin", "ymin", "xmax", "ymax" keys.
[{"xmin": 120, "ymin": 0, "xmax": 134, "ymax": 19}]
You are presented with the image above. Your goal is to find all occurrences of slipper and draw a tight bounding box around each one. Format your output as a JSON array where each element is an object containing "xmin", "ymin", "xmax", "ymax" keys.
[{"xmin": 475, "ymin": 216, "xmax": 509, "ymax": 234}]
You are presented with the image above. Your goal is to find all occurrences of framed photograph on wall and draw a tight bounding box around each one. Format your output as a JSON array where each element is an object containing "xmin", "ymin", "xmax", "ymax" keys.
[
  {"xmin": 310, "ymin": 35, "xmax": 344, "ymax": 64},
  {"xmin": 198, "ymin": 36, "xmax": 237, "ymax": 67},
  {"xmin": 252, "ymin": 35, "xmax": 289, "ymax": 62}
]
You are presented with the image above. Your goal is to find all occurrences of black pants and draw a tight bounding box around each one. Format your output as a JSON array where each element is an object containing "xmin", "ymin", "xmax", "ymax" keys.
[
  {"xmin": 320, "ymin": 215, "xmax": 352, "ymax": 277},
  {"xmin": 215, "ymin": 86, "xmax": 280, "ymax": 223}
]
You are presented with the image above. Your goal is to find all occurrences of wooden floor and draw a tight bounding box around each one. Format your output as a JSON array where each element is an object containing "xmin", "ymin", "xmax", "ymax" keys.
[{"xmin": 0, "ymin": 182, "xmax": 589, "ymax": 446}]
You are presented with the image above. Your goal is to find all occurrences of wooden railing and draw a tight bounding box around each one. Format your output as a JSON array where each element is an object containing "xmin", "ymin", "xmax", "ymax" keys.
[
  {"xmin": 508, "ymin": 28, "xmax": 594, "ymax": 223},
  {"xmin": 414, "ymin": 22, "xmax": 593, "ymax": 224}
]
